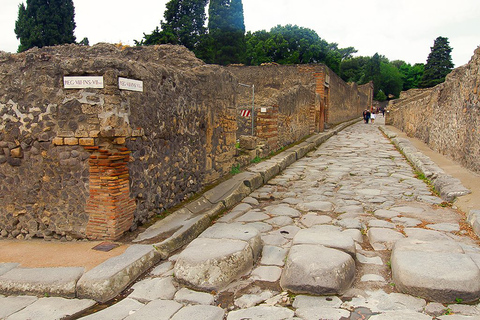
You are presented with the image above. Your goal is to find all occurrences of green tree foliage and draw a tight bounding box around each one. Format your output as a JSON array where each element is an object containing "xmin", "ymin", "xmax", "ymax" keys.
[
  {"xmin": 398, "ymin": 62, "xmax": 424, "ymax": 91},
  {"xmin": 419, "ymin": 36, "xmax": 454, "ymax": 88},
  {"xmin": 136, "ymin": 0, "xmax": 208, "ymax": 55},
  {"xmin": 15, "ymin": 0, "xmax": 76, "ymax": 52},
  {"xmin": 207, "ymin": 0, "xmax": 246, "ymax": 65},
  {"xmin": 377, "ymin": 62, "xmax": 403, "ymax": 98},
  {"xmin": 244, "ymin": 25, "xmax": 356, "ymax": 72}
]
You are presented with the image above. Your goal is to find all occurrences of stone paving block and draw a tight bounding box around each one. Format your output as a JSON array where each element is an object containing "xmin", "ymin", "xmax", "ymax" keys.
[
  {"xmin": 0, "ymin": 295, "xmax": 37, "ymax": 319},
  {"xmin": 226, "ymin": 305, "xmax": 294, "ymax": 320},
  {"xmin": 78, "ymin": 298, "xmax": 143, "ymax": 320},
  {"xmin": 235, "ymin": 210, "xmax": 269, "ymax": 222},
  {"xmin": 171, "ymin": 305, "xmax": 225, "ymax": 320},
  {"xmin": 368, "ymin": 227, "xmax": 405, "ymax": 250},
  {"xmin": 292, "ymin": 295, "xmax": 343, "ymax": 308},
  {"xmin": 0, "ymin": 267, "xmax": 84, "ymax": 298},
  {"xmin": 404, "ymin": 228, "xmax": 449, "ymax": 240},
  {"xmin": 0, "ymin": 263, "xmax": 19, "ymax": 276},
  {"xmin": 374, "ymin": 209, "xmax": 400, "ymax": 219},
  {"xmin": 295, "ymin": 307, "xmax": 350, "ymax": 320},
  {"xmin": 174, "ymin": 287, "xmax": 215, "ymax": 305},
  {"xmin": 391, "ymin": 216, "xmax": 422, "ymax": 227},
  {"xmin": 391, "ymin": 239, "xmax": 480, "ymax": 302},
  {"xmin": 264, "ymin": 204, "xmax": 302, "ymax": 217},
  {"xmin": 198, "ymin": 222, "xmax": 262, "ymax": 260},
  {"xmin": 427, "ymin": 223, "xmax": 460, "ymax": 232},
  {"xmin": 174, "ymin": 238, "xmax": 253, "ymax": 291},
  {"xmin": 297, "ymin": 200, "xmax": 334, "ymax": 212},
  {"xmin": 356, "ymin": 253, "xmax": 383, "ymax": 265},
  {"xmin": 124, "ymin": 299, "xmax": 183, "ymax": 320},
  {"xmin": 335, "ymin": 217, "xmax": 364, "ymax": 230},
  {"xmin": 299, "ymin": 213, "xmax": 332, "ymax": 227},
  {"xmin": 369, "ymin": 310, "xmax": 432, "ymax": 320},
  {"xmin": 234, "ymin": 291, "xmax": 274, "ymax": 308},
  {"xmin": 77, "ymin": 245, "xmax": 159, "ymax": 303},
  {"xmin": 437, "ymin": 315, "xmax": 480, "ymax": 320},
  {"xmin": 260, "ymin": 246, "xmax": 288, "ymax": 266},
  {"xmin": 265, "ymin": 215, "xmax": 294, "ymax": 227},
  {"xmin": 217, "ymin": 203, "xmax": 252, "ymax": 223},
  {"xmin": 128, "ymin": 277, "xmax": 177, "ymax": 302},
  {"xmin": 251, "ymin": 266, "xmax": 282, "ymax": 282},
  {"xmin": 293, "ymin": 228, "xmax": 356, "ymax": 257},
  {"xmin": 8, "ymin": 297, "xmax": 95, "ymax": 320},
  {"xmin": 280, "ymin": 244, "xmax": 355, "ymax": 295}
]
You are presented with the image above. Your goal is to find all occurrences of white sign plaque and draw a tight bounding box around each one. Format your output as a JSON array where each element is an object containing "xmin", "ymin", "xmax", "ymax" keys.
[
  {"xmin": 64, "ymin": 76, "xmax": 104, "ymax": 89},
  {"xmin": 119, "ymin": 77, "xmax": 143, "ymax": 92},
  {"xmin": 261, "ymin": 107, "xmax": 267, "ymax": 113}
]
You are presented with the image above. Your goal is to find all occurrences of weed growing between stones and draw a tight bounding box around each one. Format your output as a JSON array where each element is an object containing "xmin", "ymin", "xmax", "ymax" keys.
[{"xmin": 230, "ymin": 164, "xmax": 241, "ymax": 175}]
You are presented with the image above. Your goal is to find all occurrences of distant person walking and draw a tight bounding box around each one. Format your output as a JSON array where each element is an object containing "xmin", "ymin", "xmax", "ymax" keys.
[
  {"xmin": 371, "ymin": 112, "xmax": 376, "ymax": 124},
  {"xmin": 363, "ymin": 109, "xmax": 371, "ymax": 124}
]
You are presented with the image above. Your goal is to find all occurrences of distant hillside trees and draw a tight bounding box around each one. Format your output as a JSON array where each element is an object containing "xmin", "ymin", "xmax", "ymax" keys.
[
  {"xmin": 419, "ymin": 36, "xmax": 454, "ymax": 88},
  {"xmin": 14, "ymin": 0, "xmax": 76, "ymax": 52}
]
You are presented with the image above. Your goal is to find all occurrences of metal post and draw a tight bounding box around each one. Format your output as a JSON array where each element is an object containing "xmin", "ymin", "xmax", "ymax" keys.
[{"xmin": 251, "ymin": 84, "xmax": 255, "ymax": 136}]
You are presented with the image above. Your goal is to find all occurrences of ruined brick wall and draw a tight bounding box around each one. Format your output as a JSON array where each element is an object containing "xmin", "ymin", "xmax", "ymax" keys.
[
  {"xmin": 0, "ymin": 44, "xmax": 237, "ymax": 240},
  {"xmin": 387, "ymin": 47, "xmax": 480, "ymax": 173},
  {"xmin": 228, "ymin": 65, "xmax": 316, "ymax": 151}
]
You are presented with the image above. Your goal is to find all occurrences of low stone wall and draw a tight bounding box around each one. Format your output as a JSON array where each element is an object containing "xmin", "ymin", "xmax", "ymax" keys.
[{"xmin": 387, "ymin": 47, "xmax": 480, "ymax": 173}]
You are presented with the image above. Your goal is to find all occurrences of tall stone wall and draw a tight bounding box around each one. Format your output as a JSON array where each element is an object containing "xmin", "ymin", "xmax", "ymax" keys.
[
  {"xmin": 0, "ymin": 44, "xmax": 237, "ymax": 240},
  {"xmin": 387, "ymin": 47, "xmax": 480, "ymax": 173}
]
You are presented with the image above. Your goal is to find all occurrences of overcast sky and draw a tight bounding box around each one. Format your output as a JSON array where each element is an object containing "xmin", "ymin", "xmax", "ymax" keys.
[{"xmin": 1, "ymin": 0, "xmax": 479, "ymax": 67}]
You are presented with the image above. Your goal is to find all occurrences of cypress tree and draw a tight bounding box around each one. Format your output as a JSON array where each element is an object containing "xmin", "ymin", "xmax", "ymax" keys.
[
  {"xmin": 207, "ymin": 0, "xmax": 246, "ymax": 65},
  {"xmin": 15, "ymin": 0, "xmax": 76, "ymax": 52},
  {"xmin": 419, "ymin": 36, "xmax": 454, "ymax": 88}
]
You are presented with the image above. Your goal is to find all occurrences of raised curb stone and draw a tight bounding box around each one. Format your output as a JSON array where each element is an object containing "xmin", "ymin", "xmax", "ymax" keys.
[
  {"xmin": 0, "ymin": 267, "xmax": 84, "ymax": 298},
  {"xmin": 76, "ymin": 244, "xmax": 159, "ymax": 303}
]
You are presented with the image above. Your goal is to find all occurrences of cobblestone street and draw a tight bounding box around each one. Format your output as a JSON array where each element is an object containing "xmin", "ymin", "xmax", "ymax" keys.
[{"xmin": 3, "ymin": 116, "xmax": 480, "ymax": 319}]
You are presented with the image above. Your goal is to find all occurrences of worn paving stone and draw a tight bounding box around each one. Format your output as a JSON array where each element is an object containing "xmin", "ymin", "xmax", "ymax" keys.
[
  {"xmin": 234, "ymin": 291, "xmax": 275, "ymax": 308},
  {"xmin": 391, "ymin": 239, "xmax": 480, "ymax": 302},
  {"xmin": 128, "ymin": 277, "xmax": 177, "ymax": 302},
  {"xmin": 295, "ymin": 307, "xmax": 350, "ymax": 320},
  {"xmin": 296, "ymin": 200, "xmax": 334, "ymax": 212},
  {"xmin": 170, "ymin": 305, "xmax": 225, "ymax": 320},
  {"xmin": 369, "ymin": 310, "xmax": 432, "ymax": 319},
  {"xmin": 280, "ymin": 244, "xmax": 355, "ymax": 295},
  {"xmin": 124, "ymin": 299, "xmax": 183, "ymax": 320},
  {"xmin": 251, "ymin": 266, "xmax": 282, "ymax": 282},
  {"xmin": 0, "ymin": 267, "xmax": 84, "ymax": 298},
  {"xmin": 260, "ymin": 246, "xmax": 288, "ymax": 266},
  {"xmin": 292, "ymin": 295, "xmax": 343, "ymax": 308},
  {"xmin": 174, "ymin": 288, "xmax": 215, "ymax": 305},
  {"xmin": 8, "ymin": 297, "xmax": 96, "ymax": 320},
  {"xmin": 226, "ymin": 306, "xmax": 294, "ymax": 320},
  {"xmin": 368, "ymin": 228, "xmax": 405, "ymax": 250},
  {"xmin": 174, "ymin": 238, "xmax": 253, "ymax": 291},
  {"xmin": 0, "ymin": 295, "xmax": 38, "ymax": 319},
  {"xmin": 264, "ymin": 205, "xmax": 302, "ymax": 217},
  {"xmin": 0, "ymin": 263, "xmax": 19, "ymax": 276},
  {"xmin": 293, "ymin": 228, "xmax": 356, "ymax": 257}
]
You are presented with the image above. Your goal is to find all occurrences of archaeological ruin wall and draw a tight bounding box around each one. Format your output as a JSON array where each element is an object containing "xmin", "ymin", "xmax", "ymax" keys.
[
  {"xmin": 387, "ymin": 47, "xmax": 480, "ymax": 173},
  {"xmin": 0, "ymin": 44, "xmax": 237, "ymax": 240},
  {"xmin": 0, "ymin": 44, "xmax": 373, "ymax": 241}
]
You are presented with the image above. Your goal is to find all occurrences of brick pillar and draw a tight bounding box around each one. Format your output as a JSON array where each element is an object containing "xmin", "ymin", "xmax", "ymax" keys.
[
  {"xmin": 256, "ymin": 106, "xmax": 279, "ymax": 151},
  {"xmin": 84, "ymin": 144, "xmax": 135, "ymax": 240}
]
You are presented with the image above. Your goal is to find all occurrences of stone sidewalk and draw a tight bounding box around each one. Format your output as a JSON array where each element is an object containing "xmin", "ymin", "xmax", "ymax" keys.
[{"xmin": 2, "ymin": 115, "xmax": 480, "ymax": 319}]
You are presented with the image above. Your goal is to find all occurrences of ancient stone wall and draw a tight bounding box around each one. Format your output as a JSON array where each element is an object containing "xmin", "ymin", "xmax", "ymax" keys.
[
  {"xmin": 0, "ymin": 44, "xmax": 237, "ymax": 240},
  {"xmin": 387, "ymin": 47, "xmax": 480, "ymax": 173},
  {"xmin": 0, "ymin": 44, "xmax": 372, "ymax": 240}
]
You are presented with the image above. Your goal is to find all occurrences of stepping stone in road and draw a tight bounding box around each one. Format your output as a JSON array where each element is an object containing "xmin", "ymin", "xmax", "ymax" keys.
[
  {"xmin": 292, "ymin": 227, "xmax": 356, "ymax": 257},
  {"xmin": 280, "ymin": 244, "xmax": 355, "ymax": 295},
  {"xmin": 175, "ymin": 223, "xmax": 263, "ymax": 292},
  {"xmin": 391, "ymin": 238, "xmax": 480, "ymax": 303}
]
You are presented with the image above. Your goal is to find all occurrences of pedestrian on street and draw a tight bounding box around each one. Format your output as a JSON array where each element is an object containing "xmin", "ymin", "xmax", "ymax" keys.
[
  {"xmin": 363, "ymin": 109, "xmax": 368, "ymax": 123},
  {"xmin": 366, "ymin": 109, "xmax": 371, "ymax": 124},
  {"xmin": 371, "ymin": 112, "xmax": 376, "ymax": 124}
]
